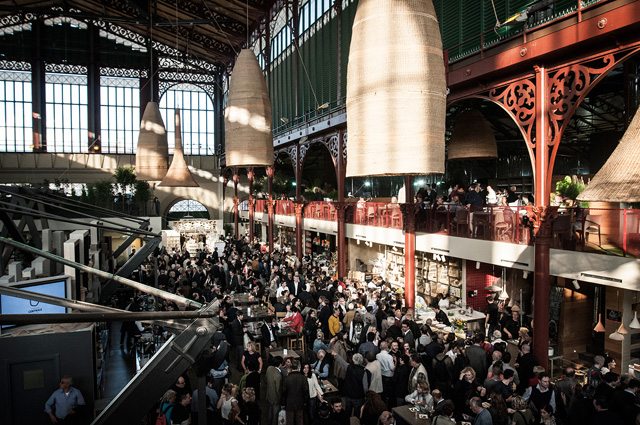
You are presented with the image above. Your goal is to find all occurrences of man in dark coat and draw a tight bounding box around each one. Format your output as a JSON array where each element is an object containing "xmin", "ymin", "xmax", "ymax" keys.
[
  {"xmin": 283, "ymin": 359, "xmax": 309, "ymax": 425},
  {"xmin": 333, "ymin": 351, "xmax": 366, "ymax": 418},
  {"xmin": 516, "ymin": 343, "xmax": 539, "ymax": 393},
  {"xmin": 465, "ymin": 334, "xmax": 490, "ymax": 381},
  {"xmin": 230, "ymin": 311, "xmax": 245, "ymax": 371}
]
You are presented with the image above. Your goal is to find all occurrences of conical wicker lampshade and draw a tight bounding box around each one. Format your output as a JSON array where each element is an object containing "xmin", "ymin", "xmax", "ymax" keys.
[
  {"xmin": 346, "ymin": 0, "xmax": 446, "ymax": 177},
  {"xmin": 135, "ymin": 102, "xmax": 169, "ymax": 181},
  {"xmin": 159, "ymin": 109, "xmax": 199, "ymax": 187},
  {"xmin": 578, "ymin": 105, "xmax": 640, "ymax": 202},
  {"xmin": 448, "ymin": 109, "xmax": 498, "ymax": 160},
  {"xmin": 224, "ymin": 49, "xmax": 273, "ymax": 167}
]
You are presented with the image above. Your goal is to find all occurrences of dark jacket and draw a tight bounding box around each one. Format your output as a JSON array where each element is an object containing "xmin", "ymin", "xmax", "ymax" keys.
[
  {"xmin": 230, "ymin": 318, "xmax": 244, "ymax": 347},
  {"xmin": 283, "ymin": 371, "xmax": 310, "ymax": 411},
  {"xmin": 341, "ymin": 362, "xmax": 366, "ymax": 399},
  {"xmin": 465, "ymin": 345, "xmax": 489, "ymax": 381},
  {"xmin": 261, "ymin": 323, "xmax": 277, "ymax": 348},
  {"xmin": 393, "ymin": 363, "xmax": 411, "ymax": 399}
]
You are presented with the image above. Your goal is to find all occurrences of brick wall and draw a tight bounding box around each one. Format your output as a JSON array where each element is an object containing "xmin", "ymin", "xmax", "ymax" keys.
[{"xmin": 465, "ymin": 260, "xmax": 500, "ymax": 312}]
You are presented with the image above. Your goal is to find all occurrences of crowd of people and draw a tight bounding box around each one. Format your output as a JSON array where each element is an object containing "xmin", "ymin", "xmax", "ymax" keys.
[{"xmin": 115, "ymin": 235, "xmax": 639, "ymax": 425}]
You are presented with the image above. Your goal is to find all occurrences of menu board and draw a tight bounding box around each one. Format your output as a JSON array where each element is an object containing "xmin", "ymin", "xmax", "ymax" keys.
[{"xmin": 418, "ymin": 254, "xmax": 463, "ymax": 303}]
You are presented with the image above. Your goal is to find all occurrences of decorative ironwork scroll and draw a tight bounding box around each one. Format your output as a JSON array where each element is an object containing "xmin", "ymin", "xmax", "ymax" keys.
[
  {"xmin": 547, "ymin": 54, "xmax": 615, "ymax": 145},
  {"xmin": 487, "ymin": 78, "xmax": 536, "ymax": 148}
]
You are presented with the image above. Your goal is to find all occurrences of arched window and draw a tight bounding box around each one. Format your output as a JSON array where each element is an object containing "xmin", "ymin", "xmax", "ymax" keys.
[
  {"xmin": 168, "ymin": 199, "xmax": 210, "ymax": 220},
  {"xmin": 159, "ymin": 83, "xmax": 215, "ymax": 156}
]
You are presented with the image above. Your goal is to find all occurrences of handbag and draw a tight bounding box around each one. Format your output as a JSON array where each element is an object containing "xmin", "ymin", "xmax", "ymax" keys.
[
  {"xmin": 155, "ymin": 404, "xmax": 171, "ymax": 425},
  {"xmin": 278, "ymin": 408, "xmax": 287, "ymax": 425}
]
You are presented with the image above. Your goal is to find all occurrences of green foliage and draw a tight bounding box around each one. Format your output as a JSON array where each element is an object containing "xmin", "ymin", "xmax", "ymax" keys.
[
  {"xmin": 272, "ymin": 170, "xmax": 291, "ymax": 197},
  {"xmin": 302, "ymin": 189, "xmax": 316, "ymax": 201},
  {"xmin": 325, "ymin": 190, "xmax": 338, "ymax": 201},
  {"xmin": 250, "ymin": 170, "xmax": 293, "ymax": 197},
  {"xmin": 113, "ymin": 166, "xmax": 137, "ymax": 193},
  {"xmin": 87, "ymin": 179, "xmax": 115, "ymax": 204},
  {"xmin": 555, "ymin": 175, "xmax": 586, "ymax": 201},
  {"xmin": 253, "ymin": 177, "xmax": 266, "ymax": 196},
  {"xmin": 133, "ymin": 180, "xmax": 152, "ymax": 203}
]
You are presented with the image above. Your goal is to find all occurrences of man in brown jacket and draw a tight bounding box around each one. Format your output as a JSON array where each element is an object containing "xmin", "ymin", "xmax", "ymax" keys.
[{"xmin": 266, "ymin": 356, "xmax": 284, "ymax": 425}]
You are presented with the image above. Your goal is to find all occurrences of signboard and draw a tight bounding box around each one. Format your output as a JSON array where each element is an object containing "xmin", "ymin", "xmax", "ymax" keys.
[{"xmin": 607, "ymin": 308, "xmax": 622, "ymax": 323}]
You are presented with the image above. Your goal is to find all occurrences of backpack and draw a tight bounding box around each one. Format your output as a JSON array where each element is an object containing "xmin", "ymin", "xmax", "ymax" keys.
[{"xmin": 155, "ymin": 403, "xmax": 172, "ymax": 425}]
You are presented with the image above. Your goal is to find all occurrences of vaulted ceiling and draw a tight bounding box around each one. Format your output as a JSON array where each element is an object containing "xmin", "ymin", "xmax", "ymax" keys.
[{"xmin": 0, "ymin": 0, "xmax": 277, "ymax": 67}]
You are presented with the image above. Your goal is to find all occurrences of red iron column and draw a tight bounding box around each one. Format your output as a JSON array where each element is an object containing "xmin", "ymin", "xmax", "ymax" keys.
[
  {"xmin": 335, "ymin": 201, "xmax": 349, "ymax": 279},
  {"xmin": 267, "ymin": 166, "xmax": 275, "ymax": 252},
  {"xmin": 295, "ymin": 202, "xmax": 304, "ymax": 258},
  {"xmin": 401, "ymin": 176, "xmax": 417, "ymax": 309},
  {"xmin": 233, "ymin": 169, "xmax": 239, "ymax": 239},
  {"xmin": 335, "ymin": 131, "xmax": 347, "ymax": 279},
  {"xmin": 533, "ymin": 65, "xmax": 552, "ymax": 368},
  {"xmin": 247, "ymin": 168, "xmax": 255, "ymax": 241}
]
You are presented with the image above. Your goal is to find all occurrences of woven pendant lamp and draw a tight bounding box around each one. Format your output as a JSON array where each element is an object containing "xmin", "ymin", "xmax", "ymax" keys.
[
  {"xmin": 159, "ymin": 109, "xmax": 199, "ymax": 187},
  {"xmin": 224, "ymin": 49, "xmax": 273, "ymax": 167},
  {"xmin": 346, "ymin": 0, "xmax": 446, "ymax": 177},
  {"xmin": 578, "ymin": 104, "xmax": 640, "ymax": 202},
  {"xmin": 135, "ymin": 102, "xmax": 169, "ymax": 181},
  {"xmin": 448, "ymin": 109, "xmax": 498, "ymax": 160}
]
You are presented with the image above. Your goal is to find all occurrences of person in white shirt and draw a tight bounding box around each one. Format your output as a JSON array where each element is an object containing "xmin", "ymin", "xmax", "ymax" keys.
[
  {"xmin": 376, "ymin": 341, "xmax": 396, "ymax": 402},
  {"xmin": 486, "ymin": 186, "xmax": 497, "ymax": 205}
]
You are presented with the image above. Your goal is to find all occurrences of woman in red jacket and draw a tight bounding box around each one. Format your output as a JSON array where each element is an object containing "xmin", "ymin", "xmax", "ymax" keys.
[{"xmin": 281, "ymin": 306, "xmax": 304, "ymax": 333}]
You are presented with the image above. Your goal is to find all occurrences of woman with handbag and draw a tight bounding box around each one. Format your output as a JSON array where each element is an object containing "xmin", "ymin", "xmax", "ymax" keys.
[{"xmin": 217, "ymin": 383, "xmax": 240, "ymax": 425}]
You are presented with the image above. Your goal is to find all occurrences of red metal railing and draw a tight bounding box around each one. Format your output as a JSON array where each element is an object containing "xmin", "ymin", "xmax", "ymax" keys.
[
  {"xmin": 304, "ymin": 201, "xmax": 336, "ymax": 221},
  {"xmin": 254, "ymin": 199, "xmax": 267, "ymax": 214},
  {"xmin": 255, "ymin": 199, "xmax": 638, "ymax": 257},
  {"xmin": 275, "ymin": 200, "xmax": 295, "ymax": 216},
  {"xmin": 347, "ymin": 202, "xmax": 404, "ymax": 230},
  {"xmin": 413, "ymin": 204, "xmax": 532, "ymax": 245},
  {"xmin": 550, "ymin": 207, "xmax": 640, "ymax": 257}
]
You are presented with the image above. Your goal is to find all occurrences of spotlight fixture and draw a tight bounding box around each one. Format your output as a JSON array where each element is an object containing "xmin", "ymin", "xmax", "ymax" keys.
[
  {"xmin": 476, "ymin": 261, "xmax": 480, "ymax": 269},
  {"xmin": 280, "ymin": 117, "xmax": 290, "ymax": 124},
  {"xmin": 572, "ymin": 280, "xmax": 580, "ymax": 290},
  {"xmin": 523, "ymin": 271, "xmax": 528, "ymax": 279}
]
